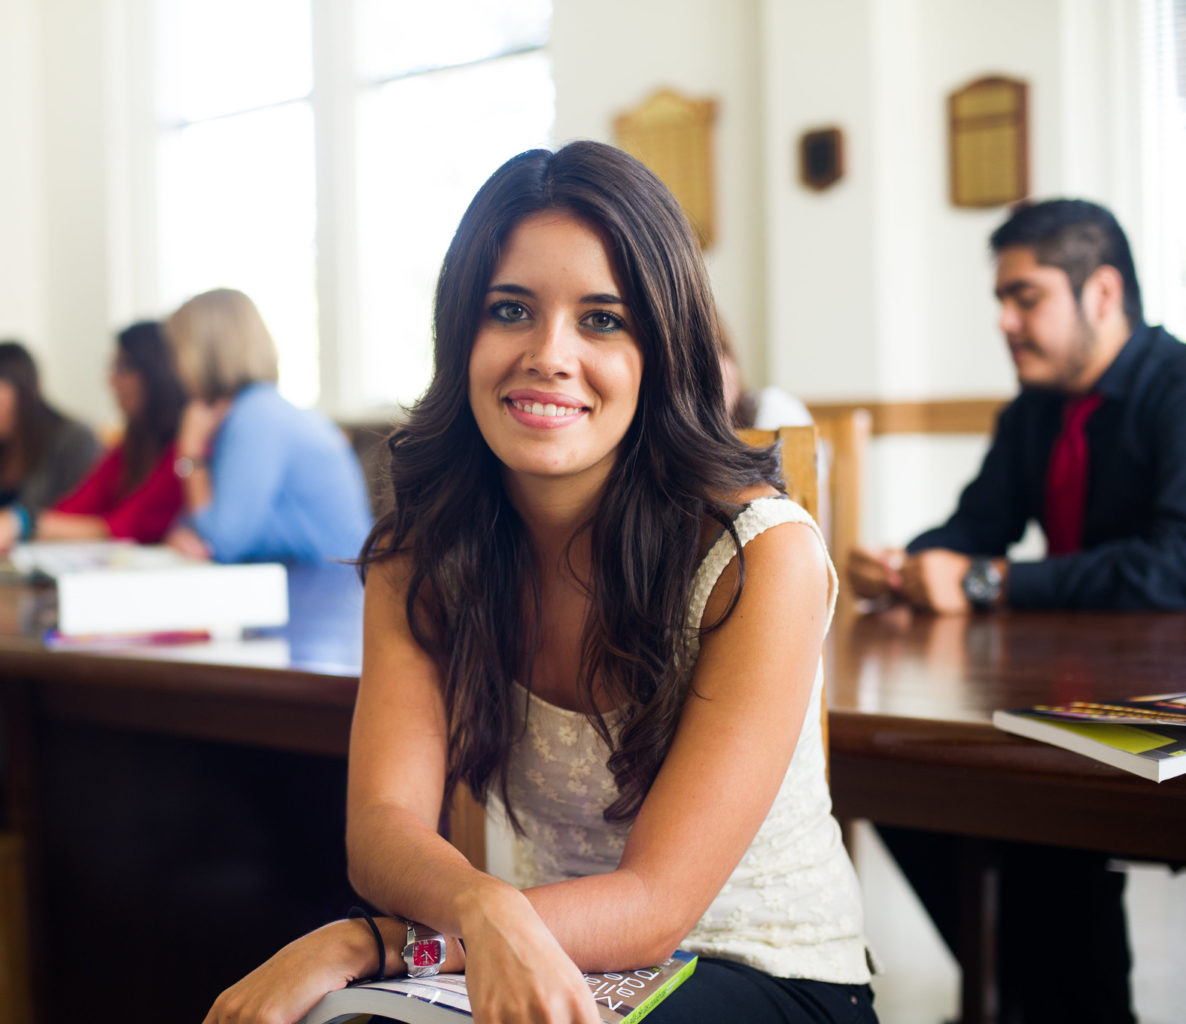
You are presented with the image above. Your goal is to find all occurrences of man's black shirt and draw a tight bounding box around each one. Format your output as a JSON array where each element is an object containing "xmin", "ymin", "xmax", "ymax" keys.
[{"xmin": 906, "ymin": 324, "xmax": 1186, "ymax": 609}]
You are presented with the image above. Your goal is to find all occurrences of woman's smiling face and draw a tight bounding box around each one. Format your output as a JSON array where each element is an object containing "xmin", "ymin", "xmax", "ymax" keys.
[{"xmin": 467, "ymin": 210, "xmax": 644, "ymax": 502}]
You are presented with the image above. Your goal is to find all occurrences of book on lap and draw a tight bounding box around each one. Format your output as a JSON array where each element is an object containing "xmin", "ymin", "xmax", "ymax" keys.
[
  {"xmin": 992, "ymin": 692, "xmax": 1186, "ymax": 782},
  {"xmin": 297, "ymin": 951, "xmax": 697, "ymax": 1024}
]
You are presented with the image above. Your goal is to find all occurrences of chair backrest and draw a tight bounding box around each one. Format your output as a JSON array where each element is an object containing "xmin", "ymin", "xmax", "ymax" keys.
[
  {"xmin": 737, "ymin": 424, "xmax": 831, "ymax": 769},
  {"xmin": 809, "ymin": 408, "xmax": 871, "ymax": 600},
  {"xmin": 737, "ymin": 425, "xmax": 821, "ymax": 520}
]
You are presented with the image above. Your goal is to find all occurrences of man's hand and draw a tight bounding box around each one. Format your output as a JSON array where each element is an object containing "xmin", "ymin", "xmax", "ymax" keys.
[
  {"xmin": 899, "ymin": 549, "xmax": 973, "ymax": 614},
  {"xmin": 846, "ymin": 546, "xmax": 907, "ymax": 600}
]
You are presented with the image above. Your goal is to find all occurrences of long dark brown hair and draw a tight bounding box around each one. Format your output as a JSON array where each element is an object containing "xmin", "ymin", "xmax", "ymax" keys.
[
  {"xmin": 0, "ymin": 340, "xmax": 63, "ymax": 492},
  {"xmin": 361, "ymin": 142, "xmax": 781, "ymax": 824},
  {"xmin": 114, "ymin": 321, "xmax": 186, "ymax": 496}
]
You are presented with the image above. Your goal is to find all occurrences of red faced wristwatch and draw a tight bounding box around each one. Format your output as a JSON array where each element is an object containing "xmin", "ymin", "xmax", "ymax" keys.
[{"xmin": 401, "ymin": 920, "xmax": 447, "ymax": 979}]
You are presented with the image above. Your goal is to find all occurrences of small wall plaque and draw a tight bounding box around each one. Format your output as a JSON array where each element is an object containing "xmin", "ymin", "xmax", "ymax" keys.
[
  {"xmin": 613, "ymin": 88, "xmax": 718, "ymax": 248},
  {"xmin": 799, "ymin": 127, "xmax": 845, "ymax": 191},
  {"xmin": 948, "ymin": 75, "xmax": 1029, "ymax": 208}
]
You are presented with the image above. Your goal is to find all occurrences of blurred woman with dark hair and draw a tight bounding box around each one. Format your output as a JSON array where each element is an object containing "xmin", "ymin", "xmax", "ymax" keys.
[
  {"xmin": 0, "ymin": 339, "xmax": 100, "ymax": 550},
  {"xmin": 33, "ymin": 321, "xmax": 187, "ymax": 545}
]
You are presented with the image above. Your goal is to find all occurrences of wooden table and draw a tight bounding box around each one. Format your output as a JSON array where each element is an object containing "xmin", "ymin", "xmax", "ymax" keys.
[
  {"xmin": 826, "ymin": 606, "xmax": 1186, "ymax": 860},
  {"xmin": 0, "ymin": 564, "xmax": 365, "ymax": 1024},
  {"xmin": 826, "ymin": 606, "xmax": 1186, "ymax": 1024},
  {"xmin": 5, "ymin": 578, "xmax": 1186, "ymax": 1022}
]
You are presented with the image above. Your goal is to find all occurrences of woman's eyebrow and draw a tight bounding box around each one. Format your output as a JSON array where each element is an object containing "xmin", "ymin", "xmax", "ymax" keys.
[
  {"xmin": 487, "ymin": 284, "xmax": 626, "ymax": 307},
  {"xmin": 487, "ymin": 283, "xmax": 534, "ymax": 297}
]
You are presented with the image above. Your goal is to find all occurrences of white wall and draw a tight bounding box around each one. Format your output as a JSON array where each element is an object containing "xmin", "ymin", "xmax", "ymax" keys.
[
  {"xmin": 0, "ymin": 0, "xmax": 44, "ymax": 355},
  {"xmin": 553, "ymin": 0, "xmax": 767, "ymax": 390},
  {"xmin": 0, "ymin": 0, "xmax": 1149, "ymax": 488}
]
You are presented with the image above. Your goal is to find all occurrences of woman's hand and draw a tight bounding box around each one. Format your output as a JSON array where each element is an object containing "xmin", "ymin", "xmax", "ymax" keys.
[
  {"xmin": 178, "ymin": 398, "xmax": 231, "ymax": 460},
  {"xmin": 458, "ymin": 885, "xmax": 601, "ymax": 1024},
  {"xmin": 165, "ymin": 524, "xmax": 211, "ymax": 560},
  {"xmin": 202, "ymin": 918, "xmax": 380, "ymax": 1024},
  {"xmin": 0, "ymin": 508, "xmax": 19, "ymax": 554}
]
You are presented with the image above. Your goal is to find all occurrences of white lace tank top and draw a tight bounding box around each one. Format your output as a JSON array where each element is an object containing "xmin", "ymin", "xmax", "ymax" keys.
[{"xmin": 496, "ymin": 497, "xmax": 872, "ymax": 983}]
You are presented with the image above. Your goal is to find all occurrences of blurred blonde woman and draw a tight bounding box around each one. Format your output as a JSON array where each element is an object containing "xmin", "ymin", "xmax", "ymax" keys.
[{"xmin": 163, "ymin": 288, "xmax": 372, "ymax": 563}]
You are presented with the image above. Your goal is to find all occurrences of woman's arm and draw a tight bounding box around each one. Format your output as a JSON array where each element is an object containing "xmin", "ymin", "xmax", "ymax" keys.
[
  {"xmin": 522, "ymin": 518, "xmax": 832, "ymax": 969},
  {"xmin": 34, "ymin": 510, "xmax": 111, "ymax": 541},
  {"xmin": 348, "ymin": 555, "xmax": 600, "ymax": 1022}
]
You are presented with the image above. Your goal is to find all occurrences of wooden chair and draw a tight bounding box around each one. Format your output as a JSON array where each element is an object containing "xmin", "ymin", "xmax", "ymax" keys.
[
  {"xmin": 737, "ymin": 425, "xmax": 821, "ymax": 521},
  {"xmin": 446, "ymin": 425, "xmax": 830, "ymax": 870},
  {"xmin": 737, "ymin": 426, "xmax": 830, "ymax": 764},
  {"xmin": 809, "ymin": 408, "xmax": 872, "ymax": 600},
  {"xmin": 338, "ymin": 419, "xmax": 398, "ymax": 518}
]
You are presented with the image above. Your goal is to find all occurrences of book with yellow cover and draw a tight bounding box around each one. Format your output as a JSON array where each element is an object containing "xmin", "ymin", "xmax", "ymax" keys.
[{"xmin": 992, "ymin": 692, "xmax": 1186, "ymax": 782}]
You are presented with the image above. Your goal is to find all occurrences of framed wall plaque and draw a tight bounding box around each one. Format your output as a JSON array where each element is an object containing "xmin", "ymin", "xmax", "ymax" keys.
[
  {"xmin": 948, "ymin": 75, "xmax": 1029, "ymax": 208},
  {"xmin": 799, "ymin": 127, "xmax": 845, "ymax": 191},
  {"xmin": 613, "ymin": 88, "xmax": 718, "ymax": 248}
]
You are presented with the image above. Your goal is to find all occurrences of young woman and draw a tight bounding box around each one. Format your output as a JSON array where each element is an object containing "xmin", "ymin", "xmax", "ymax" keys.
[
  {"xmin": 205, "ymin": 141, "xmax": 876, "ymax": 1024},
  {"xmin": 0, "ymin": 340, "xmax": 100, "ymax": 550},
  {"xmin": 162, "ymin": 288, "xmax": 373, "ymax": 564},
  {"xmin": 35, "ymin": 321, "xmax": 187, "ymax": 544}
]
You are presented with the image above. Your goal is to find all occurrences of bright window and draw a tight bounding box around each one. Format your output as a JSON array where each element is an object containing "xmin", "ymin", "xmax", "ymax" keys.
[
  {"xmin": 353, "ymin": 1, "xmax": 553, "ymax": 409},
  {"xmin": 1141, "ymin": 0, "xmax": 1186, "ymax": 337},
  {"xmin": 152, "ymin": 1, "xmax": 553, "ymax": 413}
]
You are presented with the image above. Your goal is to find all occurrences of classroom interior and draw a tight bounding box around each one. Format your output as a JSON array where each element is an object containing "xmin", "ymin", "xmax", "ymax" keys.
[{"xmin": 2, "ymin": 1, "xmax": 1185, "ymax": 1022}]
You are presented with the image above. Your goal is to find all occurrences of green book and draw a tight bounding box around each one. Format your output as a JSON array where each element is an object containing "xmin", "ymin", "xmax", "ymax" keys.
[{"xmin": 297, "ymin": 950, "xmax": 698, "ymax": 1024}]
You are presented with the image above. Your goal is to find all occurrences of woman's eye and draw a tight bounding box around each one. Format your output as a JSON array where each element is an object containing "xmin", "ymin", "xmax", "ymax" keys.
[
  {"xmin": 491, "ymin": 301, "xmax": 529, "ymax": 322},
  {"xmin": 583, "ymin": 311, "xmax": 626, "ymax": 333}
]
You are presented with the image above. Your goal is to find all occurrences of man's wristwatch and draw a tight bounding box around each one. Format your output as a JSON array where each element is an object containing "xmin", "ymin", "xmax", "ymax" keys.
[
  {"xmin": 962, "ymin": 558, "xmax": 1003, "ymax": 611},
  {"xmin": 401, "ymin": 920, "xmax": 447, "ymax": 979}
]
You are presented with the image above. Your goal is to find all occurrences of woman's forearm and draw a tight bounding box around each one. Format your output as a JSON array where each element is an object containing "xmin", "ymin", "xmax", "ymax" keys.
[
  {"xmin": 35, "ymin": 510, "xmax": 112, "ymax": 541},
  {"xmin": 347, "ymin": 799, "xmax": 515, "ymax": 945}
]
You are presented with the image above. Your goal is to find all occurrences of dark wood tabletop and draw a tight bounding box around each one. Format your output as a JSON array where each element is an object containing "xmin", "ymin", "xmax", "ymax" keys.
[
  {"xmin": 826, "ymin": 604, "xmax": 1186, "ymax": 859},
  {"xmin": 5, "ymin": 573, "xmax": 1186, "ymax": 859}
]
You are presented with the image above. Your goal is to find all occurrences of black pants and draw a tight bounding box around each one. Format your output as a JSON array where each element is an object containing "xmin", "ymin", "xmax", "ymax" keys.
[
  {"xmin": 647, "ymin": 959, "xmax": 877, "ymax": 1024},
  {"xmin": 878, "ymin": 826, "xmax": 1134, "ymax": 1024}
]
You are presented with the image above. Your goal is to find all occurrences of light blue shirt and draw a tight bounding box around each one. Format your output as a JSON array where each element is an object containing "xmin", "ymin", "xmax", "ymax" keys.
[{"xmin": 191, "ymin": 383, "xmax": 373, "ymax": 564}]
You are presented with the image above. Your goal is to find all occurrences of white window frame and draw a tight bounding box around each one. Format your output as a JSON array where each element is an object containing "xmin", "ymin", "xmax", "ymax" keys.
[{"xmin": 123, "ymin": 0, "xmax": 552, "ymax": 417}]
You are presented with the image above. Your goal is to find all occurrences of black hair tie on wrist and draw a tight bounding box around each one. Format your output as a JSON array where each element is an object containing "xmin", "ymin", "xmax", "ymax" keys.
[{"xmin": 347, "ymin": 905, "xmax": 386, "ymax": 983}]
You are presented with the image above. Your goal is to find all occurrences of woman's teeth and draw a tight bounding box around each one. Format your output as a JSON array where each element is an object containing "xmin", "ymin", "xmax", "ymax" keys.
[{"xmin": 511, "ymin": 400, "xmax": 581, "ymax": 417}]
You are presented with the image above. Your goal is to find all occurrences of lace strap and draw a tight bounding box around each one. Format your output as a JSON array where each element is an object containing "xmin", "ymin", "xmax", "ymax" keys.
[{"xmin": 687, "ymin": 497, "xmax": 836, "ymax": 635}]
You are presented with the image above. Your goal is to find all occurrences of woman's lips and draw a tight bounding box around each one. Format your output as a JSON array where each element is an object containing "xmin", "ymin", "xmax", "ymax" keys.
[{"xmin": 504, "ymin": 396, "xmax": 587, "ymax": 427}]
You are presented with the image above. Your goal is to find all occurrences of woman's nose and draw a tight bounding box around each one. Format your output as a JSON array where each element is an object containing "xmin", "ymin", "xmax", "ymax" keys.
[{"xmin": 523, "ymin": 318, "xmax": 574, "ymax": 377}]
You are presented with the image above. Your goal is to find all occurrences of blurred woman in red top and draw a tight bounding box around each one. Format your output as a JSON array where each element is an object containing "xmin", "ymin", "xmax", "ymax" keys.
[{"xmin": 38, "ymin": 321, "xmax": 187, "ymax": 544}]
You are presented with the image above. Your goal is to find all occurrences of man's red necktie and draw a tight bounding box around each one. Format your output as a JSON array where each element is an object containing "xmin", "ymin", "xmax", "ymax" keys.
[{"xmin": 1043, "ymin": 392, "xmax": 1103, "ymax": 556}]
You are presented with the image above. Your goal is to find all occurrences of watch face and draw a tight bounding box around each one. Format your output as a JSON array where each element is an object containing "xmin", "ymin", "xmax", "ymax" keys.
[{"xmin": 410, "ymin": 940, "xmax": 443, "ymax": 967}]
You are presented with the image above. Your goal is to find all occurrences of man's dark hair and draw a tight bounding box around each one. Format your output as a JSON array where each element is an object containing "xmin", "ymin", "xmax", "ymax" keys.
[{"xmin": 990, "ymin": 198, "xmax": 1144, "ymax": 327}]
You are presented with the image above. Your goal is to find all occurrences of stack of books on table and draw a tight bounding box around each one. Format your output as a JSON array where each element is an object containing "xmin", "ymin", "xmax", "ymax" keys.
[
  {"xmin": 7, "ymin": 540, "xmax": 288, "ymax": 641},
  {"xmin": 993, "ymin": 693, "xmax": 1186, "ymax": 782}
]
